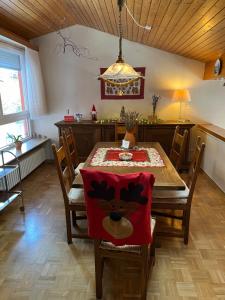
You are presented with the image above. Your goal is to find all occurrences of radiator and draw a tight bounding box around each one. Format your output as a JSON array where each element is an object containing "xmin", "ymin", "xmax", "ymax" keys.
[{"xmin": 0, "ymin": 147, "xmax": 46, "ymax": 190}]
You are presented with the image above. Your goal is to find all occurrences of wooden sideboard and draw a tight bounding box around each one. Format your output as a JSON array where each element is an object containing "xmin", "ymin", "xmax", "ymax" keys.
[{"xmin": 55, "ymin": 120, "xmax": 195, "ymax": 165}]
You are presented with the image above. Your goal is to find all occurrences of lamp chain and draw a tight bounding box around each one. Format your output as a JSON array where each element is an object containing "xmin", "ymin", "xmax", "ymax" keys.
[
  {"xmin": 99, "ymin": 0, "xmax": 143, "ymax": 87},
  {"xmin": 118, "ymin": 1, "xmax": 123, "ymax": 62}
]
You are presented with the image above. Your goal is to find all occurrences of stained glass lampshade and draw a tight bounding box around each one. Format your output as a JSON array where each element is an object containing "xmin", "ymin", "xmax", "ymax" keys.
[{"xmin": 99, "ymin": 61, "xmax": 143, "ymax": 85}]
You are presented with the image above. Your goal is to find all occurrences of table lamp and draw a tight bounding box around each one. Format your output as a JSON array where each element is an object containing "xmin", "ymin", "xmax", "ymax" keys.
[{"xmin": 172, "ymin": 89, "xmax": 191, "ymax": 122}]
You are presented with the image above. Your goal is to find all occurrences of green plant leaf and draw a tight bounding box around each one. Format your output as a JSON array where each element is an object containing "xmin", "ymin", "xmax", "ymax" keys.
[{"xmin": 7, "ymin": 133, "xmax": 22, "ymax": 142}]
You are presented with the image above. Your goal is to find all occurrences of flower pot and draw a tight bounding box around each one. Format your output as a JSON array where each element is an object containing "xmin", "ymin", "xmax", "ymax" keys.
[
  {"xmin": 124, "ymin": 130, "xmax": 136, "ymax": 148},
  {"xmin": 15, "ymin": 141, "xmax": 22, "ymax": 151}
]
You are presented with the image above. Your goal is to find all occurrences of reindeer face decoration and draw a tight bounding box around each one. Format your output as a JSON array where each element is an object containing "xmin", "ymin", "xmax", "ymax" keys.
[{"xmin": 88, "ymin": 180, "xmax": 148, "ymax": 239}]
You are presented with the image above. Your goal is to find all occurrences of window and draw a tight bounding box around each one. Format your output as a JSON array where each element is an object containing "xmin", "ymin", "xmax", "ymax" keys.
[{"xmin": 0, "ymin": 45, "xmax": 30, "ymax": 149}]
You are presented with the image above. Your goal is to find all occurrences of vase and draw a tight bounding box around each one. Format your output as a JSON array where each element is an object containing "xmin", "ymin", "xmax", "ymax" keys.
[
  {"xmin": 124, "ymin": 130, "xmax": 136, "ymax": 148},
  {"xmin": 152, "ymin": 113, "xmax": 158, "ymax": 123},
  {"xmin": 15, "ymin": 141, "xmax": 22, "ymax": 151},
  {"xmin": 149, "ymin": 114, "xmax": 158, "ymax": 124}
]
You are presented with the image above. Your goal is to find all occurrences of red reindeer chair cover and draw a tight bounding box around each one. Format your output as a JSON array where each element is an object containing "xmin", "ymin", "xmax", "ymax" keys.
[{"xmin": 80, "ymin": 169, "xmax": 155, "ymax": 246}]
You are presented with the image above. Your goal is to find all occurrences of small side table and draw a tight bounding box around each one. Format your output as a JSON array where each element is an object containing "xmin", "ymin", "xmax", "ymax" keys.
[{"xmin": 0, "ymin": 150, "xmax": 24, "ymax": 212}]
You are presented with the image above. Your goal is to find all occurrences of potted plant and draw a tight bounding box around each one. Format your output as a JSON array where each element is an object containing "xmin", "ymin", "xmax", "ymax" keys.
[
  {"xmin": 7, "ymin": 133, "xmax": 23, "ymax": 151},
  {"xmin": 124, "ymin": 111, "xmax": 140, "ymax": 148}
]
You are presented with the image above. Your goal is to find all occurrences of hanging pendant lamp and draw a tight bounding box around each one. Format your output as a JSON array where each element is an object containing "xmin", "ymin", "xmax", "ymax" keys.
[{"xmin": 98, "ymin": 0, "xmax": 143, "ymax": 86}]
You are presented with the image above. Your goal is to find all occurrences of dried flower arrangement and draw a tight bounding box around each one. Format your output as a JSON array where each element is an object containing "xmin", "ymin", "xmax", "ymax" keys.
[
  {"xmin": 152, "ymin": 94, "xmax": 160, "ymax": 118},
  {"xmin": 124, "ymin": 111, "xmax": 140, "ymax": 132}
]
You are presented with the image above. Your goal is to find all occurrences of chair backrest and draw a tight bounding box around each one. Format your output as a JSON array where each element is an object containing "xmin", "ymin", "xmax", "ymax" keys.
[
  {"xmin": 115, "ymin": 123, "xmax": 138, "ymax": 141},
  {"xmin": 52, "ymin": 144, "xmax": 72, "ymax": 207},
  {"xmin": 62, "ymin": 127, "xmax": 79, "ymax": 172},
  {"xmin": 170, "ymin": 126, "xmax": 188, "ymax": 170},
  {"xmin": 80, "ymin": 169, "xmax": 155, "ymax": 246},
  {"xmin": 186, "ymin": 136, "xmax": 205, "ymax": 201}
]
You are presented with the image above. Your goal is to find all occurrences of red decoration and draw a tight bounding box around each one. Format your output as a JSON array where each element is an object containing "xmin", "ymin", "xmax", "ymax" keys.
[
  {"xmin": 80, "ymin": 169, "xmax": 155, "ymax": 246},
  {"xmin": 105, "ymin": 149, "xmax": 149, "ymax": 162},
  {"xmin": 64, "ymin": 115, "xmax": 75, "ymax": 122},
  {"xmin": 91, "ymin": 105, "xmax": 97, "ymax": 121},
  {"xmin": 100, "ymin": 67, "xmax": 145, "ymax": 100}
]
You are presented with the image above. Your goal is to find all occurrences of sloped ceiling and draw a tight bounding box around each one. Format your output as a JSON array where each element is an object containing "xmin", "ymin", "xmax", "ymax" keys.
[{"xmin": 0, "ymin": 0, "xmax": 225, "ymax": 62}]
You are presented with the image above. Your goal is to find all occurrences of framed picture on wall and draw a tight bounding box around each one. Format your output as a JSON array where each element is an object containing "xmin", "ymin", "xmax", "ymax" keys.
[{"xmin": 100, "ymin": 67, "xmax": 145, "ymax": 100}]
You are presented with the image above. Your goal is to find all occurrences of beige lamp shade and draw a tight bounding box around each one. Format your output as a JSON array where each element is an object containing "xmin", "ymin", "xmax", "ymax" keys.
[
  {"xmin": 173, "ymin": 89, "xmax": 191, "ymax": 121},
  {"xmin": 172, "ymin": 89, "xmax": 191, "ymax": 102}
]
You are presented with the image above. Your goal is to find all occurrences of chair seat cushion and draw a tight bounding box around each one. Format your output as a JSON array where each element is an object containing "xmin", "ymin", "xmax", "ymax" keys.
[
  {"xmin": 75, "ymin": 162, "xmax": 85, "ymax": 174},
  {"xmin": 67, "ymin": 188, "xmax": 84, "ymax": 204},
  {"xmin": 153, "ymin": 181, "xmax": 189, "ymax": 200},
  {"xmin": 100, "ymin": 218, "xmax": 156, "ymax": 253}
]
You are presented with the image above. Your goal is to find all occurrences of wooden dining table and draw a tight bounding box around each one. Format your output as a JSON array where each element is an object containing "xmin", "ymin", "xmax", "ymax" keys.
[{"xmin": 74, "ymin": 142, "xmax": 185, "ymax": 191}]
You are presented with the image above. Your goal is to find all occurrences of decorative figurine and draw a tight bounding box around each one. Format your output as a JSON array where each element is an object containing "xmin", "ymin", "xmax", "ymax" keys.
[{"xmin": 91, "ymin": 105, "xmax": 97, "ymax": 121}]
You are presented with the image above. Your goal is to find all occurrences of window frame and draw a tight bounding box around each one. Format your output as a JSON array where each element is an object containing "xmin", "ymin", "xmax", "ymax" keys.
[{"xmin": 0, "ymin": 42, "xmax": 31, "ymax": 148}]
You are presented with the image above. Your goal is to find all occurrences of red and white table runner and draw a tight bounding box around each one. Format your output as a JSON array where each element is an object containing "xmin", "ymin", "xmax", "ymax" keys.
[{"xmin": 90, "ymin": 147, "xmax": 165, "ymax": 167}]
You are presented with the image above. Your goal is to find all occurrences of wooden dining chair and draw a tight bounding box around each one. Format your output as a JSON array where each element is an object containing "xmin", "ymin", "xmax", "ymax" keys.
[
  {"xmin": 80, "ymin": 169, "xmax": 156, "ymax": 300},
  {"xmin": 152, "ymin": 137, "xmax": 205, "ymax": 244},
  {"xmin": 115, "ymin": 122, "xmax": 138, "ymax": 142},
  {"xmin": 62, "ymin": 127, "xmax": 85, "ymax": 178},
  {"xmin": 52, "ymin": 143, "xmax": 88, "ymax": 243},
  {"xmin": 170, "ymin": 125, "xmax": 188, "ymax": 171}
]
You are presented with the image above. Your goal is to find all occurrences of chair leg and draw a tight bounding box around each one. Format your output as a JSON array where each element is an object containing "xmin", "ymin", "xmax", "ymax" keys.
[
  {"xmin": 95, "ymin": 257, "xmax": 104, "ymax": 298},
  {"xmin": 183, "ymin": 210, "xmax": 191, "ymax": 245},
  {"xmin": 150, "ymin": 230, "xmax": 156, "ymax": 266},
  {"xmin": 94, "ymin": 241, "xmax": 104, "ymax": 299},
  {"xmin": 140, "ymin": 247, "xmax": 149, "ymax": 300},
  {"xmin": 72, "ymin": 211, "xmax": 77, "ymax": 227},
  {"xmin": 140, "ymin": 264, "xmax": 148, "ymax": 300},
  {"xmin": 182, "ymin": 209, "xmax": 186, "ymax": 228},
  {"xmin": 65, "ymin": 209, "xmax": 72, "ymax": 244}
]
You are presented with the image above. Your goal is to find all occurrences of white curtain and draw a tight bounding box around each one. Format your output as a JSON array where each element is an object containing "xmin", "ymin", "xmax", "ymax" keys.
[{"xmin": 25, "ymin": 48, "xmax": 47, "ymax": 119}]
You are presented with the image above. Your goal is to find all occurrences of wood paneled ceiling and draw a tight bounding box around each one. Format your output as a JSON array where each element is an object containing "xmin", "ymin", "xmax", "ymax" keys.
[{"xmin": 0, "ymin": 0, "xmax": 225, "ymax": 62}]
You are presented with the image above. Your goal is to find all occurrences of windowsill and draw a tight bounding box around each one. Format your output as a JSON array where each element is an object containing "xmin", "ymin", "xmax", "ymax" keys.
[{"xmin": 0, "ymin": 137, "xmax": 49, "ymax": 166}]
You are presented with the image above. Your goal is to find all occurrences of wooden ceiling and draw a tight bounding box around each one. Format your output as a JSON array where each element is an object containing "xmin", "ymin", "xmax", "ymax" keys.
[{"xmin": 0, "ymin": 0, "xmax": 225, "ymax": 62}]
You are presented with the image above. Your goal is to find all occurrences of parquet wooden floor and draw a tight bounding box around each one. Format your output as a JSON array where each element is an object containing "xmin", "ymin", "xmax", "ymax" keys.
[{"xmin": 0, "ymin": 163, "xmax": 225, "ymax": 300}]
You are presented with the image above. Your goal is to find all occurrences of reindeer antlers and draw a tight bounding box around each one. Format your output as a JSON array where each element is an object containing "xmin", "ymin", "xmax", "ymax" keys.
[
  {"xmin": 120, "ymin": 182, "xmax": 148, "ymax": 204},
  {"xmin": 88, "ymin": 180, "xmax": 115, "ymax": 201},
  {"xmin": 88, "ymin": 180, "xmax": 148, "ymax": 204}
]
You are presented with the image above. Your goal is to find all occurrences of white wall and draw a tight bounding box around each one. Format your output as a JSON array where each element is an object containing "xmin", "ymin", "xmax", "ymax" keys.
[
  {"xmin": 187, "ymin": 80, "xmax": 225, "ymax": 192},
  {"xmin": 197, "ymin": 130, "xmax": 225, "ymax": 192},
  {"xmin": 32, "ymin": 25, "xmax": 225, "ymax": 192},
  {"xmin": 32, "ymin": 25, "xmax": 205, "ymax": 140},
  {"xmin": 187, "ymin": 80, "xmax": 225, "ymax": 128}
]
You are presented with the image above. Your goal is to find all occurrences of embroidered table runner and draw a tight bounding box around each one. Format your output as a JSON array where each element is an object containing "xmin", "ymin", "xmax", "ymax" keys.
[{"xmin": 90, "ymin": 147, "xmax": 165, "ymax": 167}]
